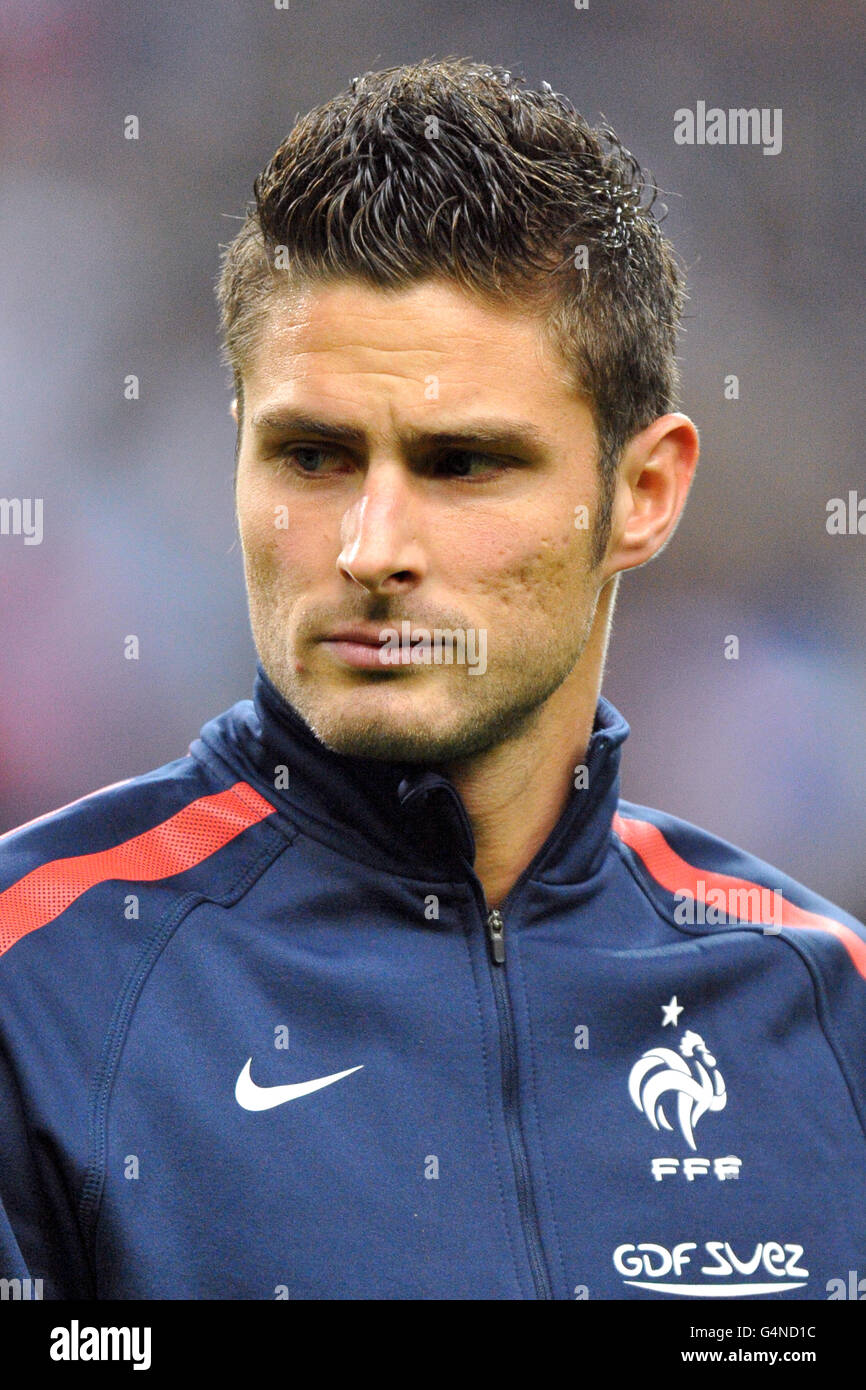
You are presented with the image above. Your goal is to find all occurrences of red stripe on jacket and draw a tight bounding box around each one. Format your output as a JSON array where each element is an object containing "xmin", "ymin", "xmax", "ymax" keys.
[
  {"xmin": 612, "ymin": 810, "xmax": 866, "ymax": 980},
  {"xmin": 0, "ymin": 782, "xmax": 275, "ymax": 956}
]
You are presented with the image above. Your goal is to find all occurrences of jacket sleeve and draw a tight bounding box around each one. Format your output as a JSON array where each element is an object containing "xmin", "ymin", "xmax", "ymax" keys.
[{"xmin": 0, "ymin": 1041, "xmax": 94, "ymax": 1299}]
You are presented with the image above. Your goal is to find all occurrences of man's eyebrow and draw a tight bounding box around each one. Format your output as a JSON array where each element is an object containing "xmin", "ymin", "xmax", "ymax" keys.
[
  {"xmin": 408, "ymin": 422, "xmax": 549, "ymax": 454},
  {"xmin": 249, "ymin": 408, "xmax": 549, "ymax": 454},
  {"xmin": 251, "ymin": 410, "xmax": 365, "ymax": 445}
]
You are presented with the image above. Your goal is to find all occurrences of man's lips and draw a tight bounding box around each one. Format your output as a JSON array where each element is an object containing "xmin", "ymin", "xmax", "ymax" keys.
[
  {"xmin": 321, "ymin": 624, "xmax": 391, "ymax": 647},
  {"xmin": 319, "ymin": 623, "xmax": 429, "ymax": 670}
]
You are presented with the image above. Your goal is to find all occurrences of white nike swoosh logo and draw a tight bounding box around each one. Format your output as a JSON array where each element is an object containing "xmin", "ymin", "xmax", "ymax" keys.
[{"xmin": 235, "ymin": 1058, "xmax": 364, "ymax": 1111}]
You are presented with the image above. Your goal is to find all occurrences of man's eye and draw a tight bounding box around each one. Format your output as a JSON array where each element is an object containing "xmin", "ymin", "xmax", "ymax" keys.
[
  {"xmin": 435, "ymin": 450, "xmax": 503, "ymax": 479},
  {"xmin": 275, "ymin": 446, "xmax": 348, "ymax": 475},
  {"xmin": 271, "ymin": 446, "xmax": 502, "ymax": 480}
]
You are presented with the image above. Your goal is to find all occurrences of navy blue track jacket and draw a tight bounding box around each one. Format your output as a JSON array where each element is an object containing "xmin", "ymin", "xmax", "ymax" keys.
[{"xmin": 1, "ymin": 667, "xmax": 865, "ymax": 1300}]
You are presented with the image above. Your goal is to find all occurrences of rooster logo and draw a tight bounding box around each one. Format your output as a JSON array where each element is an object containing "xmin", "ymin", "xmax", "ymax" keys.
[{"xmin": 628, "ymin": 1029, "xmax": 726, "ymax": 1150}]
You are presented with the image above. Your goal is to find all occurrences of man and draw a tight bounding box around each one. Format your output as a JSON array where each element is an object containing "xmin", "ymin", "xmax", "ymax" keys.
[{"xmin": 1, "ymin": 59, "xmax": 864, "ymax": 1302}]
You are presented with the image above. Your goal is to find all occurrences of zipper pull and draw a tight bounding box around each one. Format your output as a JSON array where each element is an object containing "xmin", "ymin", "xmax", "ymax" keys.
[{"xmin": 486, "ymin": 908, "xmax": 506, "ymax": 965}]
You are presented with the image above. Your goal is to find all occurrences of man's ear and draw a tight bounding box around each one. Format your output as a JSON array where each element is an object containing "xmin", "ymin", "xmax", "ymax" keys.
[{"xmin": 598, "ymin": 413, "xmax": 699, "ymax": 581}]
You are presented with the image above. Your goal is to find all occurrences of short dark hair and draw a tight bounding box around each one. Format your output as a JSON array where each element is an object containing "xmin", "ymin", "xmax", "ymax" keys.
[{"xmin": 216, "ymin": 56, "xmax": 686, "ymax": 555}]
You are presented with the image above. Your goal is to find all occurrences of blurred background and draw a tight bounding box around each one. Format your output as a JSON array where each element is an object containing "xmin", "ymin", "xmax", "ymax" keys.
[{"xmin": 1, "ymin": 0, "xmax": 863, "ymax": 916}]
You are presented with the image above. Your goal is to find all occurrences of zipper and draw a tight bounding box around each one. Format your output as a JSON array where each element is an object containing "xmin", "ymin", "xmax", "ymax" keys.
[
  {"xmin": 486, "ymin": 907, "xmax": 506, "ymax": 964},
  {"xmin": 482, "ymin": 902, "xmax": 554, "ymax": 1299}
]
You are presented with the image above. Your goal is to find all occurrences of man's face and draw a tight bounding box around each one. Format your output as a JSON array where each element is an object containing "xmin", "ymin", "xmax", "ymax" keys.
[{"xmin": 234, "ymin": 277, "xmax": 610, "ymax": 763}]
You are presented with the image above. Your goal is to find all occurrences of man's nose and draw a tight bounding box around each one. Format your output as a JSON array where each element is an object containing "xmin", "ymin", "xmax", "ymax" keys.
[{"xmin": 337, "ymin": 462, "xmax": 426, "ymax": 594}]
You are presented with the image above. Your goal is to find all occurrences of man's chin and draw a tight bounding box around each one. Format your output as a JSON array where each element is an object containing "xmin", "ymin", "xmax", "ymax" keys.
[
  {"xmin": 299, "ymin": 703, "xmax": 472, "ymax": 764},
  {"xmin": 290, "ymin": 681, "xmax": 542, "ymax": 766},
  {"xmin": 271, "ymin": 662, "xmax": 449, "ymax": 760}
]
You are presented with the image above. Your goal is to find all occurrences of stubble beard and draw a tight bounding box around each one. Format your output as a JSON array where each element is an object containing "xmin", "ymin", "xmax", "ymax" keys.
[{"xmin": 254, "ymin": 605, "xmax": 596, "ymax": 767}]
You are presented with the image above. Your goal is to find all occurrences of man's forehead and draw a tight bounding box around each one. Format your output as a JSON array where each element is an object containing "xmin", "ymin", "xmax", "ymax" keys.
[
  {"xmin": 241, "ymin": 277, "xmax": 579, "ymax": 417},
  {"xmin": 247, "ymin": 277, "xmax": 561, "ymax": 369}
]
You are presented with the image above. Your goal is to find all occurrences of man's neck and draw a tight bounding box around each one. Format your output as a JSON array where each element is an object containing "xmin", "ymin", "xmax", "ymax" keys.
[{"xmin": 443, "ymin": 580, "xmax": 616, "ymax": 907}]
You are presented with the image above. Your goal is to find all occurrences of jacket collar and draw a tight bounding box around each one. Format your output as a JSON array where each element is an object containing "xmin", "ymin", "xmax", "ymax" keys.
[{"xmin": 227, "ymin": 663, "xmax": 629, "ymax": 887}]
